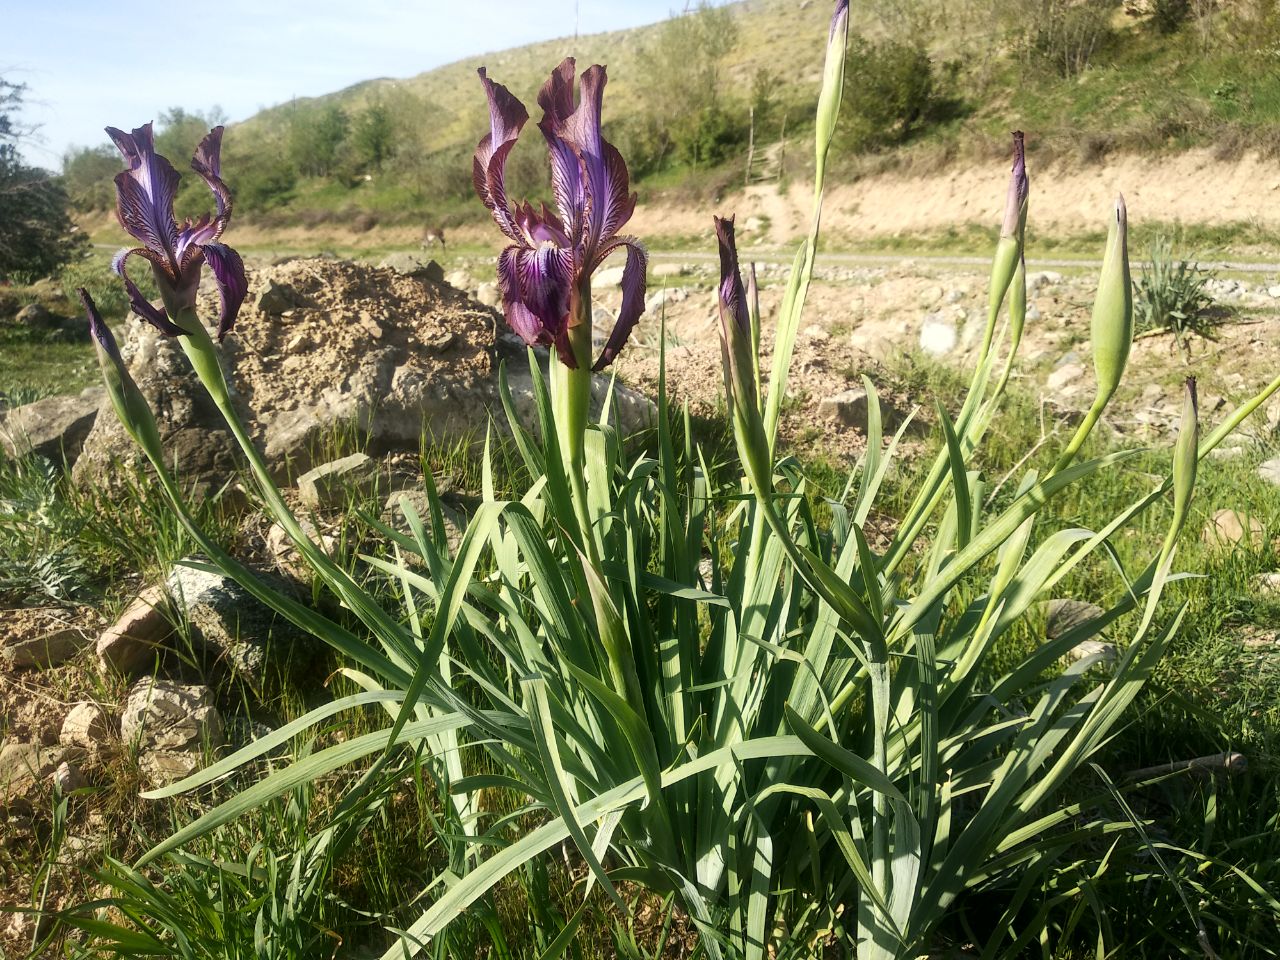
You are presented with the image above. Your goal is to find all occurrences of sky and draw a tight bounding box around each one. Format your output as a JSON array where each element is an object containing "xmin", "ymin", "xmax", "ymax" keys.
[{"xmin": 4, "ymin": 0, "xmax": 699, "ymax": 169}]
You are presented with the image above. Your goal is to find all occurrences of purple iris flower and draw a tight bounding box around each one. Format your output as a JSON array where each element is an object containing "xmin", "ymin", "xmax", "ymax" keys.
[
  {"xmin": 474, "ymin": 57, "xmax": 646, "ymax": 371},
  {"xmin": 107, "ymin": 122, "xmax": 247, "ymax": 342}
]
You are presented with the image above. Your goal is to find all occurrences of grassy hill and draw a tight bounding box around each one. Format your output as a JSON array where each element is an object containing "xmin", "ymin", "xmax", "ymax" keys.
[{"xmin": 66, "ymin": 0, "xmax": 1280, "ymax": 237}]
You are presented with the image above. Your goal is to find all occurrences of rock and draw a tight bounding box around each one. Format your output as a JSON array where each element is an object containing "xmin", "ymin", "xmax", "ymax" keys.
[
  {"xmin": 378, "ymin": 253, "xmax": 444, "ymax": 284},
  {"xmin": 0, "ymin": 742, "xmax": 78, "ymax": 808},
  {"xmin": 60, "ymin": 703, "xmax": 112, "ymax": 749},
  {"xmin": 1203, "ymin": 509, "xmax": 1264, "ymax": 549},
  {"xmin": 1, "ymin": 615, "xmax": 87, "ymax": 669},
  {"xmin": 120, "ymin": 679, "xmax": 223, "ymax": 786},
  {"xmin": 0, "ymin": 389, "xmax": 103, "ymax": 466},
  {"xmin": 53, "ymin": 761, "xmax": 87, "ymax": 792},
  {"xmin": 476, "ymin": 282, "xmax": 501, "ymax": 307},
  {"xmin": 1065, "ymin": 639, "xmax": 1118, "ymax": 664},
  {"xmin": 167, "ymin": 561, "xmax": 290, "ymax": 683},
  {"xmin": 1046, "ymin": 362, "xmax": 1086, "ymax": 395},
  {"xmin": 14, "ymin": 303, "xmax": 60, "ymax": 329},
  {"xmin": 444, "ymin": 270, "xmax": 472, "ymax": 290},
  {"xmin": 1254, "ymin": 571, "xmax": 1280, "ymax": 596},
  {"xmin": 1025, "ymin": 304, "xmax": 1042, "ymax": 322},
  {"xmin": 919, "ymin": 314, "xmax": 957, "ymax": 356},
  {"xmin": 1259, "ymin": 457, "xmax": 1280, "ymax": 486},
  {"xmin": 383, "ymin": 490, "xmax": 466, "ymax": 554},
  {"xmin": 594, "ymin": 265, "xmax": 627, "ymax": 287},
  {"xmin": 1269, "ymin": 285, "xmax": 1280, "ymax": 299},
  {"xmin": 818, "ymin": 389, "xmax": 868, "ymax": 428},
  {"xmin": 96, "ymin": 585, "xmax": 172, "ymax": 676},
  {"xmin": 653, "ymin": 263, "xmax": 686, "ymax": 278},
  {"xmin": 741, "ymin": 216, "xmax": 766, "ymax": 233},
  {"xmin": 919, "ymin": 285, "xmax": 944, "ymax": 308},
  {"xmin": 297, "ymin": 453, "xmax": 380, "ymax": 509},
  {"xmin": 256, "ymin": 281, "xmax": 299, "ymax": 316},
  {"xmin": 1045, "ymin": 599, "xmax": 1104, "ymax": 640},
  {"xmin": 1028, "ymin": 270, "xmax": 1063, "ymax": 291},
  {"xmin": 72, "ymin": 322, "xmax": 241, "ymax": 492}
]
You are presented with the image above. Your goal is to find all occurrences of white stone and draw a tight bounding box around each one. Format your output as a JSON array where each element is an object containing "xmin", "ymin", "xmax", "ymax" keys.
[{"xmin": 919, "ymin": 314, "xmax": 957, "ymax": 356}]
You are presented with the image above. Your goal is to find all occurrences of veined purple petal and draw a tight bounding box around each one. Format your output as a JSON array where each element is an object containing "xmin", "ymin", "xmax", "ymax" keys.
[
  {"xmin": 592, "ymin": 237, "xmax": 647, "ymax": 371},
  {"xmin": 1001, "ymin": 130, "xmax": 1029, "ymax": 240},
  {"xmin": 202, "ymin": 242, "xmax": 248, "ymax": 342},
  {"xmin": 497, "ymin": 243, "xmax": 577, "ymax": 366},
  {"xmin": 537, "ymin": 58, "xmax": 586, "ymax": 241},
  {"xmin": 106, "ymin": 124, "xmax": 181, "ymax": 270},
  {"xmin": 559, "ymin": 65, "xmax": 635, "ymax": 255},
  {"xmin": 474, "ymin": 68, "xmax": 529, "ymax": 244},
  {"xmin": 79, "ymin": 288, "xmax": 123, "ymax": 366},
  {"xmin": 714, "ymin": 216, "xmax": 749, "ymax": 337},
  {"xmin": 179, "ymin": 126, "xmax": 234, "ymax": 263},
  {"xmin": 112, "ymin": 247, "xmax": 184, "ymax": 336},
  {"xmin": 514, "ymin": 201, "xmax": 570, "ymax": 247}
]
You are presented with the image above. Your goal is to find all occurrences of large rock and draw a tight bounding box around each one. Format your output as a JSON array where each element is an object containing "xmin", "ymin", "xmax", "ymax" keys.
[
  {"xmin": 1045, "ymin": 598, "xmax": 1104, "ymax": 640},
  {"xmin": 0, "ymin": 742, "xmax": 81, "ymax": 810},
  {"xmin": 166, "ymin": 561, "xmax": 291, "ymax": 683},
  {"xmin": 297, "ymin": 453, "xmax": 380, "ymax": 509},
  {"xmin": 1203, "ymin": 509, "xmax": 1264, "ymax": 549},
  {"xmin": 0, "ymin": 388, "xmax": 103, "ymax": 465},
  {"xmin": 120, "ymin": 678, "xmax": 223, "ymax": 786},
  {"xmin": 60, "ymin": 702, "xmax": 113, "ymax": 750},
  {"xmin": 72, "ymin": 320, "xmax": 241, "ymax": 490}
]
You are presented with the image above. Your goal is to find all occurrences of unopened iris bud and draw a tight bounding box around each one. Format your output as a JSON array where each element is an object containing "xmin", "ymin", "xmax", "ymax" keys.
[
  {"xmin": 80, "ymin": 288, "xmax": 163, "ymax": 458},
  {"xmin": 815, "ymin": 0, "xmax": 850, "ymax": 171},
  {"xmin": 986, "ymin": 132, "xmax": 1029, "ymax": 335},
  {"xmin": 1172, "ymin": 376, "xmax": 1199, "ymax": 535},
  {"xmin": 714, "ymin": 216, "xmax": 770, "ymax": 488},
  {"xmin": 1091, "ymin": 195, "xmax": 1133, "ymax": 405}
]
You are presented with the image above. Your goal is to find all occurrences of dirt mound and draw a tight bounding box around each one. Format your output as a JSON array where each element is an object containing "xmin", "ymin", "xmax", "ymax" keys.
[{"xmin": 218, "ymin": 257, "xmax": 493, "ymax": 421}]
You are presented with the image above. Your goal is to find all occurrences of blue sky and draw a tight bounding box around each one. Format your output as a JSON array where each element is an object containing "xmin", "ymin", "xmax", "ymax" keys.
[{"xmin": 5, "ymin": 1, "xmax": 697, "ymax": 169}]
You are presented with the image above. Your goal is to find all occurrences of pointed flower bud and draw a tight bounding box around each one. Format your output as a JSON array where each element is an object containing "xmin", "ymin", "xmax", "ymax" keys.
[
  {"xmin": 986, "ymin": 132, "xmax": 1030, "ymax": 337},
  {"xmin": 1172, "ymin": 376, "xmax": 1199, "ymax": 536},
  {"xmin": 814, "ymin": 0, "xmax": 850, "ymax": 173},
  {"xmin": 1090, "ymin": 195, "xmax": 1133, "ymax": 405},
  {"xmin": 80, "ymin": 289, "xmax": 163, "ymax": 458}
]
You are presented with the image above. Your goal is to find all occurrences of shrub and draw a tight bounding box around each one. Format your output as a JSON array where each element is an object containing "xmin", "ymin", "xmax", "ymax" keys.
[
  {"xmin": 837, "ymin": 37, "xmax": 955, "ymax": 152},
  {"xmin": 1016, "ymin": 0, "xmax": 1117, "ymax": 77},
  {"xmin": 1132, "ymin": 234, "xmax": 1224, "ymax": 353},
  {"xmin": 61, "ymin": 144, "xmax": 120, "ymax": 212}
]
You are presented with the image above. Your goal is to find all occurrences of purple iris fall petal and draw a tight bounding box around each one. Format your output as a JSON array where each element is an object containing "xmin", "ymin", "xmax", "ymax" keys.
[
  {"xmin": 106, "ymin": 121, "xmax": 247, "ymax": 337},
  {"xmin": 202, "ymin": 242, "xmax": 248, "ymax": 341},
  {"xmin": 112, "ymin": 247, "xmax": 185, "ymax": 336},
  {"xmin": 592, "ymin": 238, "xmax": 647, "ymax": 371},
  {"xmin": 714, "ymin": 217, "xmax": 750, "ymax": 337},
  {"xmin": 475, "ymin": 57, "xmax": 643, "ymax": 370}
]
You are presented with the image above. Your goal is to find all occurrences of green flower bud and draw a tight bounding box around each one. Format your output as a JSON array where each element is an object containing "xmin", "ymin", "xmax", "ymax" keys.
[
  {"xmin": 1172, "ymin": 376, "xmax": 1199, "ymax": 536},
  {"xmin": 80, "ymin": 289, "xmax": 163, "ymax": 459},
  {"xmin": 1091, "ymin": 195, "xmax": 1133, "ymax": 405}
]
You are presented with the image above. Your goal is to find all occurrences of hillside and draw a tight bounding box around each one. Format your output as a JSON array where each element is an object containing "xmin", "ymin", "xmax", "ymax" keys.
[{"xmin": 66, "ymin": 0, "xmax": 1280, "ymax": 245}]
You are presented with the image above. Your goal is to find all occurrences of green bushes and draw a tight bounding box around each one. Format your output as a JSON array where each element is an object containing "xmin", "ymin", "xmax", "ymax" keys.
[
  {"xmin": 837, "ymin": 37, "xmax": 957, "ymax": 152},
  {"xmin": 1132, "ymin": 234, "xmax": 1225, "ymax": 353}
]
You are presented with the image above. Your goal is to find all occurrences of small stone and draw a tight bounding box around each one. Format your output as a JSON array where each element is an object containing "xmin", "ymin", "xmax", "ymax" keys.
[
  {"xmin": 1254, "ymin": 571, "xmax": 1280, "ymax": 596},
  {"xmin": 476, "ymin": 282, "xmax": 501, "ymax": 307},
  {"xmin": 1258, "ymin": 457, "xmax": 1280, "ymax": 486},
  {"xmin": 15, "ymin": 303, "xmax": 60, "ymax": 329},
  {"xmin": 919, "ymin": 313, "xmax": 957, "ymax": 356},
  {"xmin": 96, "ymin": 586, "xmax": 172, "ymax": 676},
  {"xmin": 594, "ymin": 265, "xmax": 626, "ymax": 287},
  {"xmin": 1046, "ymin": 363, "xmax": 1086, "ymax": 394},
  {"xmin": 1202, "ymin": 509, "xmax": 1264, "ymax": 549},
  {"xmin": 653, "ymin": 263, "xmax": 686, "ymax": 278},
  {"xmin": 444, "ymin": 270, "xmax": 472, "ymax": 290},
  {"xmin": 256, "ymin": 281, "xmax": 298, "ymax": 316},
  {"xmin": 1268, "ymin": 285, "xmax": 1280, "ymax": 299},
  {"xmin": 120, "ymin": 679, "xmax": 223, "ymax": 786},
  {"xmin": 1028, "ymin": 270, "xmax": 1063, "ymax": 291},
  {"xmin": 817, "ymin": 388, "xmax": 869, "ymax": 429},
  {"xmin": 945, "ymin": 288, "xmax": 965, "ymax": 304},
  {"xmin": 919, "ymin": 285, "xmax": 944, "ymax": 307},
  {"xmin": 421, "ymin": 329, "xmax": 456, "ymax": 352},
  {"xmin": 1065, "ymin": 639, "xmax": 1118, "ymax": 664},
  {"xmin": 1045, "ymin": 598, "xmax": 1104, "ymax": 640},
  {"xmin": 297, "ymin": 453, "xmax": 380, "ymax": 509},
  {"xmin": 60, "ymin": 702, "xmax": 112, "ymax": 749},
  {"xmin": 805, "ymin": 326, "xmax": 831, "ymax": 341},
  {"xmin": 382, "ymin": 490, "xmax": 466, "ymax": 554},
  {"xmin": 379, "ymin": 253, "xmax": 444, "ymax": 283},
  {"xmin": 1025, "ymin": 304, "xmax": 1042, "ymax": 322},
  {"xmin": 741, "ymin": 216, "xmax": 766, "ymax": 233},
  {"xmin": 1, "ymin": 623, "xmax": 87, "ymax": 669},
  {"xmin": 53, "ymin": 761, "xmax": 86, "ymax": 792},
  {"xmin": 0, "ymin": 742, "xmax": 77, "ymax": 807}
]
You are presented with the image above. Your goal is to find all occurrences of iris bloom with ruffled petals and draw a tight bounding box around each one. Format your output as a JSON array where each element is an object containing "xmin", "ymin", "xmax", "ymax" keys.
[
  {"xmin": 108, "ymin": 123, "xmax": 247, "ymax": 342},
  {"xmin": 474, "ymin": 57, "xmax": 646, "ymax": 371}
]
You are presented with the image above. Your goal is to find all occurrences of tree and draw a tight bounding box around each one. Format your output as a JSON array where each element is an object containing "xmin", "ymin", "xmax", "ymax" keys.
[
  {"xmin": 352, "ymin": 100, "xmax": 395, "ymax": 172},
  {"xmin": 0, "ymin": 79, "xmax": 87, "ymax": 281},
  {"xmin": 287, "ymin": 103, "xmax": 348, "ymax": 178},
  {"xmin": 62, "ymin": 143, "xmax": 119, "ymax": 211}
]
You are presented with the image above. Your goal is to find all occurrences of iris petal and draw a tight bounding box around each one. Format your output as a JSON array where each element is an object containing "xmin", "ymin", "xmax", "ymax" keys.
[
  {"xmin": 537, "ymin": 58, "xmax": 586, "ymax": 240},
  {"xmin": 714, "ymin": 217, "xmax": 750, "ymax": 337},
  {"xmin": 592, "ymin": 237, "xmax": 647, "ymax": 371},
  {"xmin": 560, "ymin": 66, "xmax": 635, "ymax": 254},
  {"xmin": 112, "ymin": 247, "xmax": 185, "ymax": 336},
  {"xmin": 498, "ymin": 243, "xmax": 578, "ymax": 367},
  {"xmin": 106, "ymin": 124, "xmax": 181, "ymax": 270},
  {"xmin": 474, "ymin": 69, "xmax": 529, "ymax": 244},
  {"xmin": 201, "ymin": 242, "xmax": 248, "ymax": 341}
]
